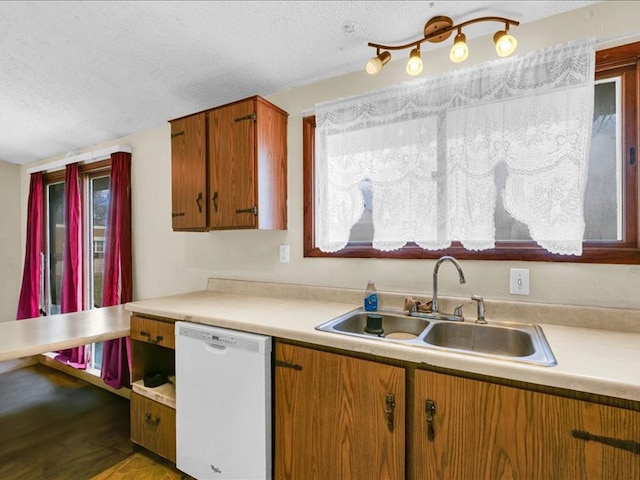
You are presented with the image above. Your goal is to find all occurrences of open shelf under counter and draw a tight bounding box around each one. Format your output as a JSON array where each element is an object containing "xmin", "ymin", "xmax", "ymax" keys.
[{"xmin": 132, "ymin": 379, "xmax": 176, "ymax": 409}]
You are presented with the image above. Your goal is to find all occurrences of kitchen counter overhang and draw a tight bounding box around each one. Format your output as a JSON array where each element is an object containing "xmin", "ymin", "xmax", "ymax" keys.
[{"xmin": 0, "ymin": 305, "xmax": 130, "ymax": 362}]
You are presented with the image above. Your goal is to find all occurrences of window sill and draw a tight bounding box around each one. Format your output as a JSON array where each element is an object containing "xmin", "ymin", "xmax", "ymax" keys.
[{"xmin": 304, "ymin": 242, "xmax": 640, "ymax": 264}]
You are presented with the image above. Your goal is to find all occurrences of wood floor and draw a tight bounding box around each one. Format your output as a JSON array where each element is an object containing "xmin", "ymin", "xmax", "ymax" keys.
[{"xmin": 0, "ymin": 364, "xmax": 184, "ymax": 480}]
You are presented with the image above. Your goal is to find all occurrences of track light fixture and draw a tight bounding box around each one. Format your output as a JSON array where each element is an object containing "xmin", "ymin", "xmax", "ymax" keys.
[{"xmin": 365, "ymin": 15, "xmax": 520, "ymax": 76}]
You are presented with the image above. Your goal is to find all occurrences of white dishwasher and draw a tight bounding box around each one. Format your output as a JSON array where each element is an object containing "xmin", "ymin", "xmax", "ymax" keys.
[{"xmin": 175, "ymin": 322, "xmax": 272, "ymax": 480}]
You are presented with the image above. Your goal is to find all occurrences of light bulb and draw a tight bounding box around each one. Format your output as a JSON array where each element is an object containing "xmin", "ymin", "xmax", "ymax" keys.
[
  {"xmin": 494, "ymin": 30, "xmax": 517, "ymax": 57},
  {"xmin": 449, "ymin": 32, "xmax": 468, "ymax": 63},
  {"xmin": 365, "ymin": 51, "xmax": 391, "ymax": 76},
  {"xmin": 406, "ymin": 48, "xmax": 423, "ymax": 76}
]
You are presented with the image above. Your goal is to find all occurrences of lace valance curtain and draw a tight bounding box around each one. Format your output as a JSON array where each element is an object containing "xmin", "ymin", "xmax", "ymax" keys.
[{"xmin": 315, "ymin": 39, "xmax": 595, "ymax": 255}]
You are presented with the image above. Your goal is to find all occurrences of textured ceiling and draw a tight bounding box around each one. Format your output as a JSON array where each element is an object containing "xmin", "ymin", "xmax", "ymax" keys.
[{"xmin": 0, "ymin": 1, "xmax": 599, "ymax": 165}]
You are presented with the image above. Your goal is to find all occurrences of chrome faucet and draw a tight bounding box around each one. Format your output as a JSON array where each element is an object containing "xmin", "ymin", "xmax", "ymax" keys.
[{"xmin": 431, "ymin": 256, "xmax": 466, "ymax": 314}]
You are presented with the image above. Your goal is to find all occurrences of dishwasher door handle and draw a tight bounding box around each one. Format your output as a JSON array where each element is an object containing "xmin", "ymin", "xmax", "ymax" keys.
[{"xmin": 205, "ymin": 342, "xmax": 228, "ymax": 353}]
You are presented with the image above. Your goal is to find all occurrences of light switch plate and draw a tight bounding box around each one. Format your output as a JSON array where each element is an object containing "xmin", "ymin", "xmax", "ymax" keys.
[
  {"xmin": 509, "ymin": 268, "xmax": 530, "ymax": 295},
  {"xmin": 279, "ymin": 244, "xmax": 290, "ymax": 263}
]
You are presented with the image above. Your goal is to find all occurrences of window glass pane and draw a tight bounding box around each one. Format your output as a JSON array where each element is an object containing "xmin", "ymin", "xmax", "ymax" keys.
[
  {"xmin": 91, "ymin": 176, "xmax": 110, "ymax": 308},
  {"xmin": 583, "ymin": 79, "xmax": 620, "ymax": 240},
  {"xmin": 47, "ymin": 182, "xmax": 65, "ymax": 315},
  {"xmin": 344, "ymin": 81, "xmax": 622, "ymax": 244},
  {"xmin": 93, "ymin": 341, "xmax": 104, "ymax": 370}
]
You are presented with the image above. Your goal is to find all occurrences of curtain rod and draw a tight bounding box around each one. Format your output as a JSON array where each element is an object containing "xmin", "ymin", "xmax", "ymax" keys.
[
  {"xmin": 26, "ymin": 144, "xmax": 133, "ymax": 174},
  {"xmin": 298, "ymin": 33, "xmax": 640, "ymax": 118}
]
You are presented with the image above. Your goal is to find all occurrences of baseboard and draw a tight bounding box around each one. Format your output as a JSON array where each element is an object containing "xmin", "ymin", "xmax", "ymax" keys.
[{"xmin": 38, "ymin": 354, "xmax": 130, "ymax": 400}]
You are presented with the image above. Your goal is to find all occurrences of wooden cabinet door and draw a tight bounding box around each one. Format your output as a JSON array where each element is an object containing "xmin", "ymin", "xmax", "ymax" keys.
[
  {"xmin": 130, "ymin": 392, "xmax": 176, "ymax": 463},
  {"xmin": 274, "ymin": 343, "xmax": 405, "ymax": 480},
  {"xmin": 411, "ymin": 369, "xmax": 640, "ymax": 480},
  {"xmin": 208, "ymin": 99, "xmax": 257, "ymax": 229},
  {"xmin": 170, "ymin": 113, "xmax": 207, "ymax": 230}
]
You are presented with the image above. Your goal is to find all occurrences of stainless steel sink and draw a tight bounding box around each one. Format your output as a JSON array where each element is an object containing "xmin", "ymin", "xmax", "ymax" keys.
[
  {"xmin": 328, "ymin": 310, "xmax": 429, "ymax": 339},
  {"xmin": 316, "ymin": 309, "xmax": 557, "ymax": 367}
]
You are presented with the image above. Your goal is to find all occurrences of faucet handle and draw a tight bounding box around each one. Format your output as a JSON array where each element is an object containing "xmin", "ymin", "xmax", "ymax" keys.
[
  {"xmin": 452, "ymin": 302, "xmax": 471, "ymax": 320},
  {"xmin": 471, "ymin": 295, "xmax": 487, "ymax": 324}
]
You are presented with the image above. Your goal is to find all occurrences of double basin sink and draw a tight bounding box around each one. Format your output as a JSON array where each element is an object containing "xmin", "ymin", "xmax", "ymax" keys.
[{"xmin": 316, "ymin": 309, "xmax": 557, "ymax": 367}]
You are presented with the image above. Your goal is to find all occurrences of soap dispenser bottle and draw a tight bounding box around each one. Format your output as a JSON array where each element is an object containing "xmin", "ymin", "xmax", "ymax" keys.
[{"xmin": 364, "ymin": 280, "xmax": 378, "ymax": 311}]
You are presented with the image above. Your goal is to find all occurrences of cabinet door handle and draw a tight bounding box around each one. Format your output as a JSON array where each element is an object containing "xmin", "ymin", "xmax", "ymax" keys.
[
  {"xmin": 572, "ymin": 430, "xmax": 640, "ymax": 454},
  {"xmin": 235, "ymin": 205, "xmax": 258, "ymax": 216},
  {"xmin": 196, "ymin": 192, "xmax": 203, "ymax": 213},
  {"xmin": 426, "ymin": 399, "xmax": 436, "ymax": 441},
  {"xmin": 172, "ymin": 212, "xmax": 185, "ymax": 218},
  {"xmin": 170, "ymin": 130, "xmax": 184, "ymax": 139},
  {"xmin": 212, "ymin": 192, "xmax": 219, "ymax": 212},
  {"xmin": 145, "ymin": 412, "xmax": 161, "ymax": 427},
  {"xmin": 385, "ymin": 393, "xmax": 396, "ymax": 433}
]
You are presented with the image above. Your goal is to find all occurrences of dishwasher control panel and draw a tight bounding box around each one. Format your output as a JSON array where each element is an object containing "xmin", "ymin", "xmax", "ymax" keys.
[{"xmin": 177, "ymin": 324, "xmax": 264, "ymax": 353}]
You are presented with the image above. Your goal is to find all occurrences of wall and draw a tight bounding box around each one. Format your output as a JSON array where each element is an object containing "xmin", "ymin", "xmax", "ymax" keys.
[
  {"xmin": 19, "ymin": 2, "xmax": 640, "ymax": 311},
  {"xmin": 1, "ymin": 159, "xmax": 22, "ymax": 321}
]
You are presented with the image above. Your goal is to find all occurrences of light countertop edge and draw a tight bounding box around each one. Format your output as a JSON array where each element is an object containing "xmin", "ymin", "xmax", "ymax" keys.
[
  {"xmin": 0, "ymin": 305, "xmax": 130, "ymax": 363},
  {"xmin": 125, "ymin": 289, "xmax": 640, "ymax": 403}
]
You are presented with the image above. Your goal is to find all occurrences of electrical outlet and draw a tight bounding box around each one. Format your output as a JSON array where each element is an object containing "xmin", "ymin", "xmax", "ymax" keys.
[
  {"xmin": 509, "ymin": 268, "xmax": 530, "ymax": 295},
  {"xmin": 279, "ymin": 244, "xmax": 290, "ymax": 263}
]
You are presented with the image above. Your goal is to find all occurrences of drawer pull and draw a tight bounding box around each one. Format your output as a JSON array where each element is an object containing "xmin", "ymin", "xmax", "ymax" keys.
[
  {"xmin": 572, "ymin": 430, "xmax": 640, "ymax": 454},
  {"xmin": 139, "ymin": 331, "xmax": 164, "ymax": 345},
  {"xmin": 145, "ymin": 412, "xmax": 161, "ymax": 427}
]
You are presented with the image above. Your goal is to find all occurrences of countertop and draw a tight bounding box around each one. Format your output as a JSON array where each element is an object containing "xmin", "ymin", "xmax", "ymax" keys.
[
  {"xmin": 125, "ymin": 280, "xmax": 640, "ymax": 402},
  {"xmin": 0, "ymin": 305, "xmax": 130, "ymax": 362}
]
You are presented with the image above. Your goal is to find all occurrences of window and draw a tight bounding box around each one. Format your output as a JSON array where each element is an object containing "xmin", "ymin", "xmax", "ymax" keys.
[
  {"xmin": 43, "ymin": 160, "xmax": 111, "ymax": 371},
  {"xmin": 304, "ymin": 41, "xmax": 640, "ymax": 263}
]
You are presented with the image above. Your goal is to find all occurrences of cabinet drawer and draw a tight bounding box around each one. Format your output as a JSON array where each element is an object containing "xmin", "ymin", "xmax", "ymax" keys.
[
  {"xmin": 131, "ymin": 315, "xmax": 175, "ymax": 349},
  {"xmin": 130, "ymin": 392, "xmax": 176, "ymax": 463}
]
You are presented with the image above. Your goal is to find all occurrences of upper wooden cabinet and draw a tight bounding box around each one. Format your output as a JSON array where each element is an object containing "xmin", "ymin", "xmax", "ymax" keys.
[{"xmin": 170, "ymin": 95, "xmax": 288, "ymax": 231}]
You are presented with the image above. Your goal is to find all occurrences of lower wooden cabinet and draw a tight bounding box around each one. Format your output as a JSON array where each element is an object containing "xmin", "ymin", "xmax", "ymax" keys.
[
  {"xmin": 411, "ymin": 369, "xmax": 640, "ymax": 480},
  {"xmin": 129, "ymin": 315, "xmax": 176, "ymax": 463},
  {"xmin": 274, "ymin": 342, "xmax": 405, "ymax": 480},
  {"xmin": 130, "ymin": 392, "xmax": 176, "ymax": 463}
]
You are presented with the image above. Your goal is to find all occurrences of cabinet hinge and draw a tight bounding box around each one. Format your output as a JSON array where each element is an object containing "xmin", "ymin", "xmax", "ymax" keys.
[
  {"xmin": 234, "ymin": 112, "xmax": 257, "ymax": 123},
  {"xmin": 235, "ymin": 205, "xmax": 258, "ymax": 216},
  {"xmin": 572, "ymin": 430, "xmax": 640, "ymax": 454},
  {"xmin": 275, "ymin": 360, "xmax": 303, "ymax": 370}
]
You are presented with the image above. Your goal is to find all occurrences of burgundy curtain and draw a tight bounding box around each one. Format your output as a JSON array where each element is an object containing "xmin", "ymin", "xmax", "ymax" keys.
[
  {"xmin": 101, "ymin": 152, "xmax": 133, "ymax": 389},
  {"xmin": 55, "ymin": 163, "xmax": 87, "ymax": 368},
  {"xmin": 17, "ymin": 172, "xmax": 44, "ymax": 320}
]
